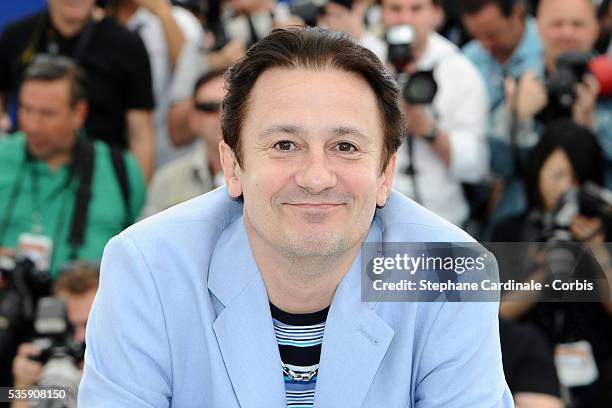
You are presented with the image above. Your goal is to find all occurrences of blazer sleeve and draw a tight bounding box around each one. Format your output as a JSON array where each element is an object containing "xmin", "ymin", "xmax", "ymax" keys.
[{"xmin": 78, "ymin": 234, "xmax": 172, "ymax": 407}]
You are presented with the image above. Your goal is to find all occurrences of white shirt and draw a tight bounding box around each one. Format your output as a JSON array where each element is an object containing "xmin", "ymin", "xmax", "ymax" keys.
[
  {"xmin": 392, "ymin": 33, "xmax": 489, "ymax": 226},
  {"xmin": 128, "ymin": 6, "xmax": 204, "ymax": 168}
]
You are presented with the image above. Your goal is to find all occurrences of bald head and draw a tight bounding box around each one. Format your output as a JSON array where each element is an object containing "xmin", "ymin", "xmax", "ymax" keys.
[{"xmin": 537, "ymin": 0, "xmax": 599, "ymax": 69}]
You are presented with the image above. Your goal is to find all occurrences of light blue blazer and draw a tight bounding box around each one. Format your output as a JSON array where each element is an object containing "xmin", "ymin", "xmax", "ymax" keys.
[{"xmin": 79, "ymin": 187, "xmax": 514, "ymax": 407}]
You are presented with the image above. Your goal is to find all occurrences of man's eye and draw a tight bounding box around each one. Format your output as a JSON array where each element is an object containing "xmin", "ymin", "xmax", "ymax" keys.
[
  {"xmin": 273, "ymin": 141, "xmax": 296, "ymax": 151},
  {"xmin": 336, "ymin": 142, "xmax": 357, "ymax": 153}
]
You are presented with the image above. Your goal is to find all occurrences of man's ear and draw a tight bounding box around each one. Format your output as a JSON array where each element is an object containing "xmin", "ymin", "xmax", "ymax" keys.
[
  {"xmin": 219, "ymin": 140, "xmax": 243, "ymax": 198},
  {"xmin": 73, "ymin": 100, "xmax": 88, "ymax": 129},
  {"xmin": 377, "ymin": 153, "xmax": 397, "ymax": 207}
]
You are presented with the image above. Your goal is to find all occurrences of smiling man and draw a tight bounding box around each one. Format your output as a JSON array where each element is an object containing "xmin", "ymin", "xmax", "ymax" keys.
[{"xmin": 79, "ymin": 27, "xmax": 513, "ymax": 407}]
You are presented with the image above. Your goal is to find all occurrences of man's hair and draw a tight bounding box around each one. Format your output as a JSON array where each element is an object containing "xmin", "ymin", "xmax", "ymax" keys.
[
  {"xmin": 193, "ymin": 69, "xmax": 226, "ymax": 98},
  {"xmin": 221, "ymin": 26, "xmax": 405, "ymax": 173},
  {"xmin": 53, "ymin": 260, "xmax": 100, "ymax": 296},
  {"xmin": 22, "ymin": 55, "xmax": 87, "ymax": 107},
  {"xmin": 459, "ymin": 0, "xmax": 518, "ymax": 17}
]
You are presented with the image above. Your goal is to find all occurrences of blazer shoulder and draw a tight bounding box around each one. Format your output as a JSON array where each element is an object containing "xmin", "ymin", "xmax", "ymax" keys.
[
  {"xmin": 121, "ymin": 187, "xmax": 242, "ymax": 249},
  {"xmin": 378, "ymin": 191, "xmax": 477, "ymax": 243}
]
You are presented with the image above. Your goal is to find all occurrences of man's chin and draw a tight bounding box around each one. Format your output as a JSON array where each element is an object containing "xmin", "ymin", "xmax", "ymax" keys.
[{"xmin": 276, "ymin": 233, "xmax": 347, "ymax": 259}]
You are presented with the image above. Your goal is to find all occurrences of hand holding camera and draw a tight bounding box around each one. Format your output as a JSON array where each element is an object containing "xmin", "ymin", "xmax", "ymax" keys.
[
  {"xmin": 509, "ymin": 51, "xmax": 612, "ymax": 125},
  {"xmin": 569, "ymin": 214, "xmax": 604, "ymax": 244},
  {"xmin": 403, "ymin": 104, "xmax": 434, "ymax": 138},
  {"xmin": 572, "ymin": 73, "xmax": 599, "ymax": 129},
  {"xmin": 505, "ymin": 71, "xmax": 548, "ymax": 122},
  {"xmin": 12, "ymin": 343, "xmax": 44, "ymax": 388}
]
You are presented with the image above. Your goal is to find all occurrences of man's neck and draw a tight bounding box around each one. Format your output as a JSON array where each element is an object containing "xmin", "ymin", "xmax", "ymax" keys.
[
  {"xmin": 245, "ymin": 221, "xmax": 361, "ymax": 314},
  {"xmin": 258, "ymin": 251, "xmax": 358, "ymax": 314},
  {"xmin": 49, "ymin": 10, "xmax": 89, "ymax": 38},
  {"xmin": 44, "ymin": 154, "xmax": 71, "ymax": 170},
  {"xmin": 115, "ymin": 0, "xmax": 139, "ymax": 26},
  {"xmin": 496, "ymin": 22, "xmax": 525, "ymax": 65}
]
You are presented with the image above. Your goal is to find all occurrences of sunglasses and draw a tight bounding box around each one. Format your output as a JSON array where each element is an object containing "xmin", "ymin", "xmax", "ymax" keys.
[{"xmin": 194, "ymin": 101, "xmax": 222, "ymax": 113}]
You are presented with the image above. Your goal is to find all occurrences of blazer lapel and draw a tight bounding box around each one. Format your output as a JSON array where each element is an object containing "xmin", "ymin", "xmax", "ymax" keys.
[
  {"xmin": 209, "ymin": 217, "xmax": 286, "ymax": 408},
  {"xmin": 314, "ymin": 226, "xmax": 395, "ymax": 408}
]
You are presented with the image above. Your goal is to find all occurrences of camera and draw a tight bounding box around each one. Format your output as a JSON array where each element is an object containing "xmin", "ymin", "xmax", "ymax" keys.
[
  {"xmin": 538, "ymin": 51, "xmax": 592, "ymax": 122},
  {"xmin": 0, "ymin": 255, "xmax": 51, "ymax": 355},
  {"xmin": 533, "ymin": 183, "xmax": 612, "ymax": 285},
  {"xmin": 28, "ymin": 297, "xmax": 84, "ymax": 408},
  {"xmin": 542, "ymin": 182, "xmax": 612, "ymax": 242},
  {"xmin": 289, "ymin": 0, "xmax": 353, "ymax": 27},
  {"xmin": 386, "ymin": 24, "xmax": 416, "ymax": 73},
  {"xmin": 539, "ymin": 51, "xmax": 612, "ymax": 123},
  {"xmin": 386, "ymin": 25, "xmax": 438, "ymax": 105}
]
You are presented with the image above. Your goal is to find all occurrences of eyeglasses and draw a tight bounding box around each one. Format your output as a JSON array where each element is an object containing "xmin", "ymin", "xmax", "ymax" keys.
[{"xmin": 194, "ymin": 101, "xmax": 222, "ymax": 113}]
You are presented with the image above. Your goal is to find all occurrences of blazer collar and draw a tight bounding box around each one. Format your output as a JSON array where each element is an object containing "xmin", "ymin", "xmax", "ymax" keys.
[{"xmin": 208, "ymin": 208, "xmax": 395, "ymax": 408}]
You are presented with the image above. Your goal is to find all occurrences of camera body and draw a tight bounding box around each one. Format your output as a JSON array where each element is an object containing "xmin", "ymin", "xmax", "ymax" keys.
[
  {"xmin": 386, "ymin": 24, "xmax": 438, "ymax": 105},
  {"xmin": 543, "ymin": 182, "xmax": 612, "ymax": 243},
  {"xmin": 533, "ymin": 183, "xmax": 612, "ymax": 285},
  {"xmin": 28, "ymin": 297, "xmax": 84, "ymax": 408},
  {"xmin": 0, "ymin": 255, "xmax": 51, "ymax": 355},
  {"xmin": 29, "ymin": 297, "xmax": 85, "ymax": 365},
  {"xmin": 539, "ymin": 51, "xmax": 592, "ymax": 123}
]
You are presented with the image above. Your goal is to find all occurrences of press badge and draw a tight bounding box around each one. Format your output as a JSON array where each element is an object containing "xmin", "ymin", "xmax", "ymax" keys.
[
  {"xmin": 555, "ymin": 340, "xmax": 599, "ymax": 388},
  {"xmin": 16, "ymin": 232, "xmax": 53, "ymax": 272}
]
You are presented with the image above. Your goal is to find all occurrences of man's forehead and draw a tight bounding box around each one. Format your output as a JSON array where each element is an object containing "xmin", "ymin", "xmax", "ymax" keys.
[
  {"xmin": 245, "ymin": 68, "xmax": 383, "ymax": 133},
  {"xmin": 21, "ymin": 79, "xmax": 71, "ymax": 101},
  {"xmin": 256, "ymin": 124, "xmax": 373, "ymax": 143},
  {"xmin": 538, "ymin": 0, "xmax": 597, "ymax": 19}
]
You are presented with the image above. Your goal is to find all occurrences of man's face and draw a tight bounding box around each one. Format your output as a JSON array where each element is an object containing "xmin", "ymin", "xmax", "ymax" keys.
[
  {"xmin": 19, "ymin": 79, "xmax": 86, "ymax": 163},
  {"xmin": 57, "ymin": 288, "xmax": 97, "ymax": 343},
  {"xmin": 538, "ymin": 0, "xmax": 599, "ymax": 63},
  {"xmin": 463, "ymin": 3, "xmax": 524, "ymax": 62},
  {"xmin": 48, "ymin": 0, "xmax": 96, "ymax": 26},
  {"xmin": 381, "ymin": 0, "xmax": 438, "ymax": 54},
  {"xmin": 221, "ymin": 68, "xmax": 396, "ymax": 259},
  {"xmin": 190, "ymin": 76, "xmax": 226, "ymax": 147}
]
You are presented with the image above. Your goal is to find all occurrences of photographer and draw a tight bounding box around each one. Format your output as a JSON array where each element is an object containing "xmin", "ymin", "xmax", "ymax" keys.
[
  {"xmin": 486, "ymin": 0, "xmax": 612, "ymax": 225},
  {"xmin": 10, "ymin": 260, "xmax": 99, "ymax": 408},
  {"xmin": 0, "ymin": 0, "xmax": 156, "ymax": 180},
  {"xmin": 492, "ymin": 120, "xmax": 612, "ymax": 408},
  {"xmin": 381, "ymin": 0, "xmax": 490, "ymax": 226},
  {"xmin": 0, "ymin": 56, "xmax": 145, "ymax": 278}
]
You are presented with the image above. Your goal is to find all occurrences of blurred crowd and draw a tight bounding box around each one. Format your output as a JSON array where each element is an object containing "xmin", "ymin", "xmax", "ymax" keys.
[{"xmin": 0, "ymin": 0, "xmax": 611, "ymax": 407}]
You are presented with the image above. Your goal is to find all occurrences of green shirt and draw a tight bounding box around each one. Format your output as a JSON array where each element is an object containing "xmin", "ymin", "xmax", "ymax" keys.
[{"xmin": 0, "ymin": 132, "xmax": 146, "ymax": 277}]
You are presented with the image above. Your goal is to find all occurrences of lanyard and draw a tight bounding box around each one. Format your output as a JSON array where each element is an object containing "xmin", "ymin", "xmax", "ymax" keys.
[
  {"xmin": 0, "ymin": 153, "xmax": 76, "ymax": 250},
  {"xmin": 30, "ymin": 161, "xmax": 76, "ymax": 255},
  {"xmin": 0, "ymin": 158, "xmax": 28, "ymax": 246}
]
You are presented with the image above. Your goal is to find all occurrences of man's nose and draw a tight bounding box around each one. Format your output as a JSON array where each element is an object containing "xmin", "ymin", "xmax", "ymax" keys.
[
  {"xmin": 400, "ymin": 10, "xmax": 416, "ymax": 26},
  {"xmin": 559, "ymin": 23, "xmax": 577, "ymax": 41},
  {"xmin": 294, "ymin": 149, "xmax": 337, "ymax": 193}
]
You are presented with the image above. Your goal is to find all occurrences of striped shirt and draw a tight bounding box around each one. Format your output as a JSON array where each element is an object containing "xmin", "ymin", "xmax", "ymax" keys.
[{"xmin": 270, "ymin": 303, "xmax": 329, "ymax": 408}]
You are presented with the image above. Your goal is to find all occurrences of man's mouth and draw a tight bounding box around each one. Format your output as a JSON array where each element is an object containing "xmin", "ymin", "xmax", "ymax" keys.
[{"xmin": 285, "ymin": 203, "xmax": 345, "ymax": 210}]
